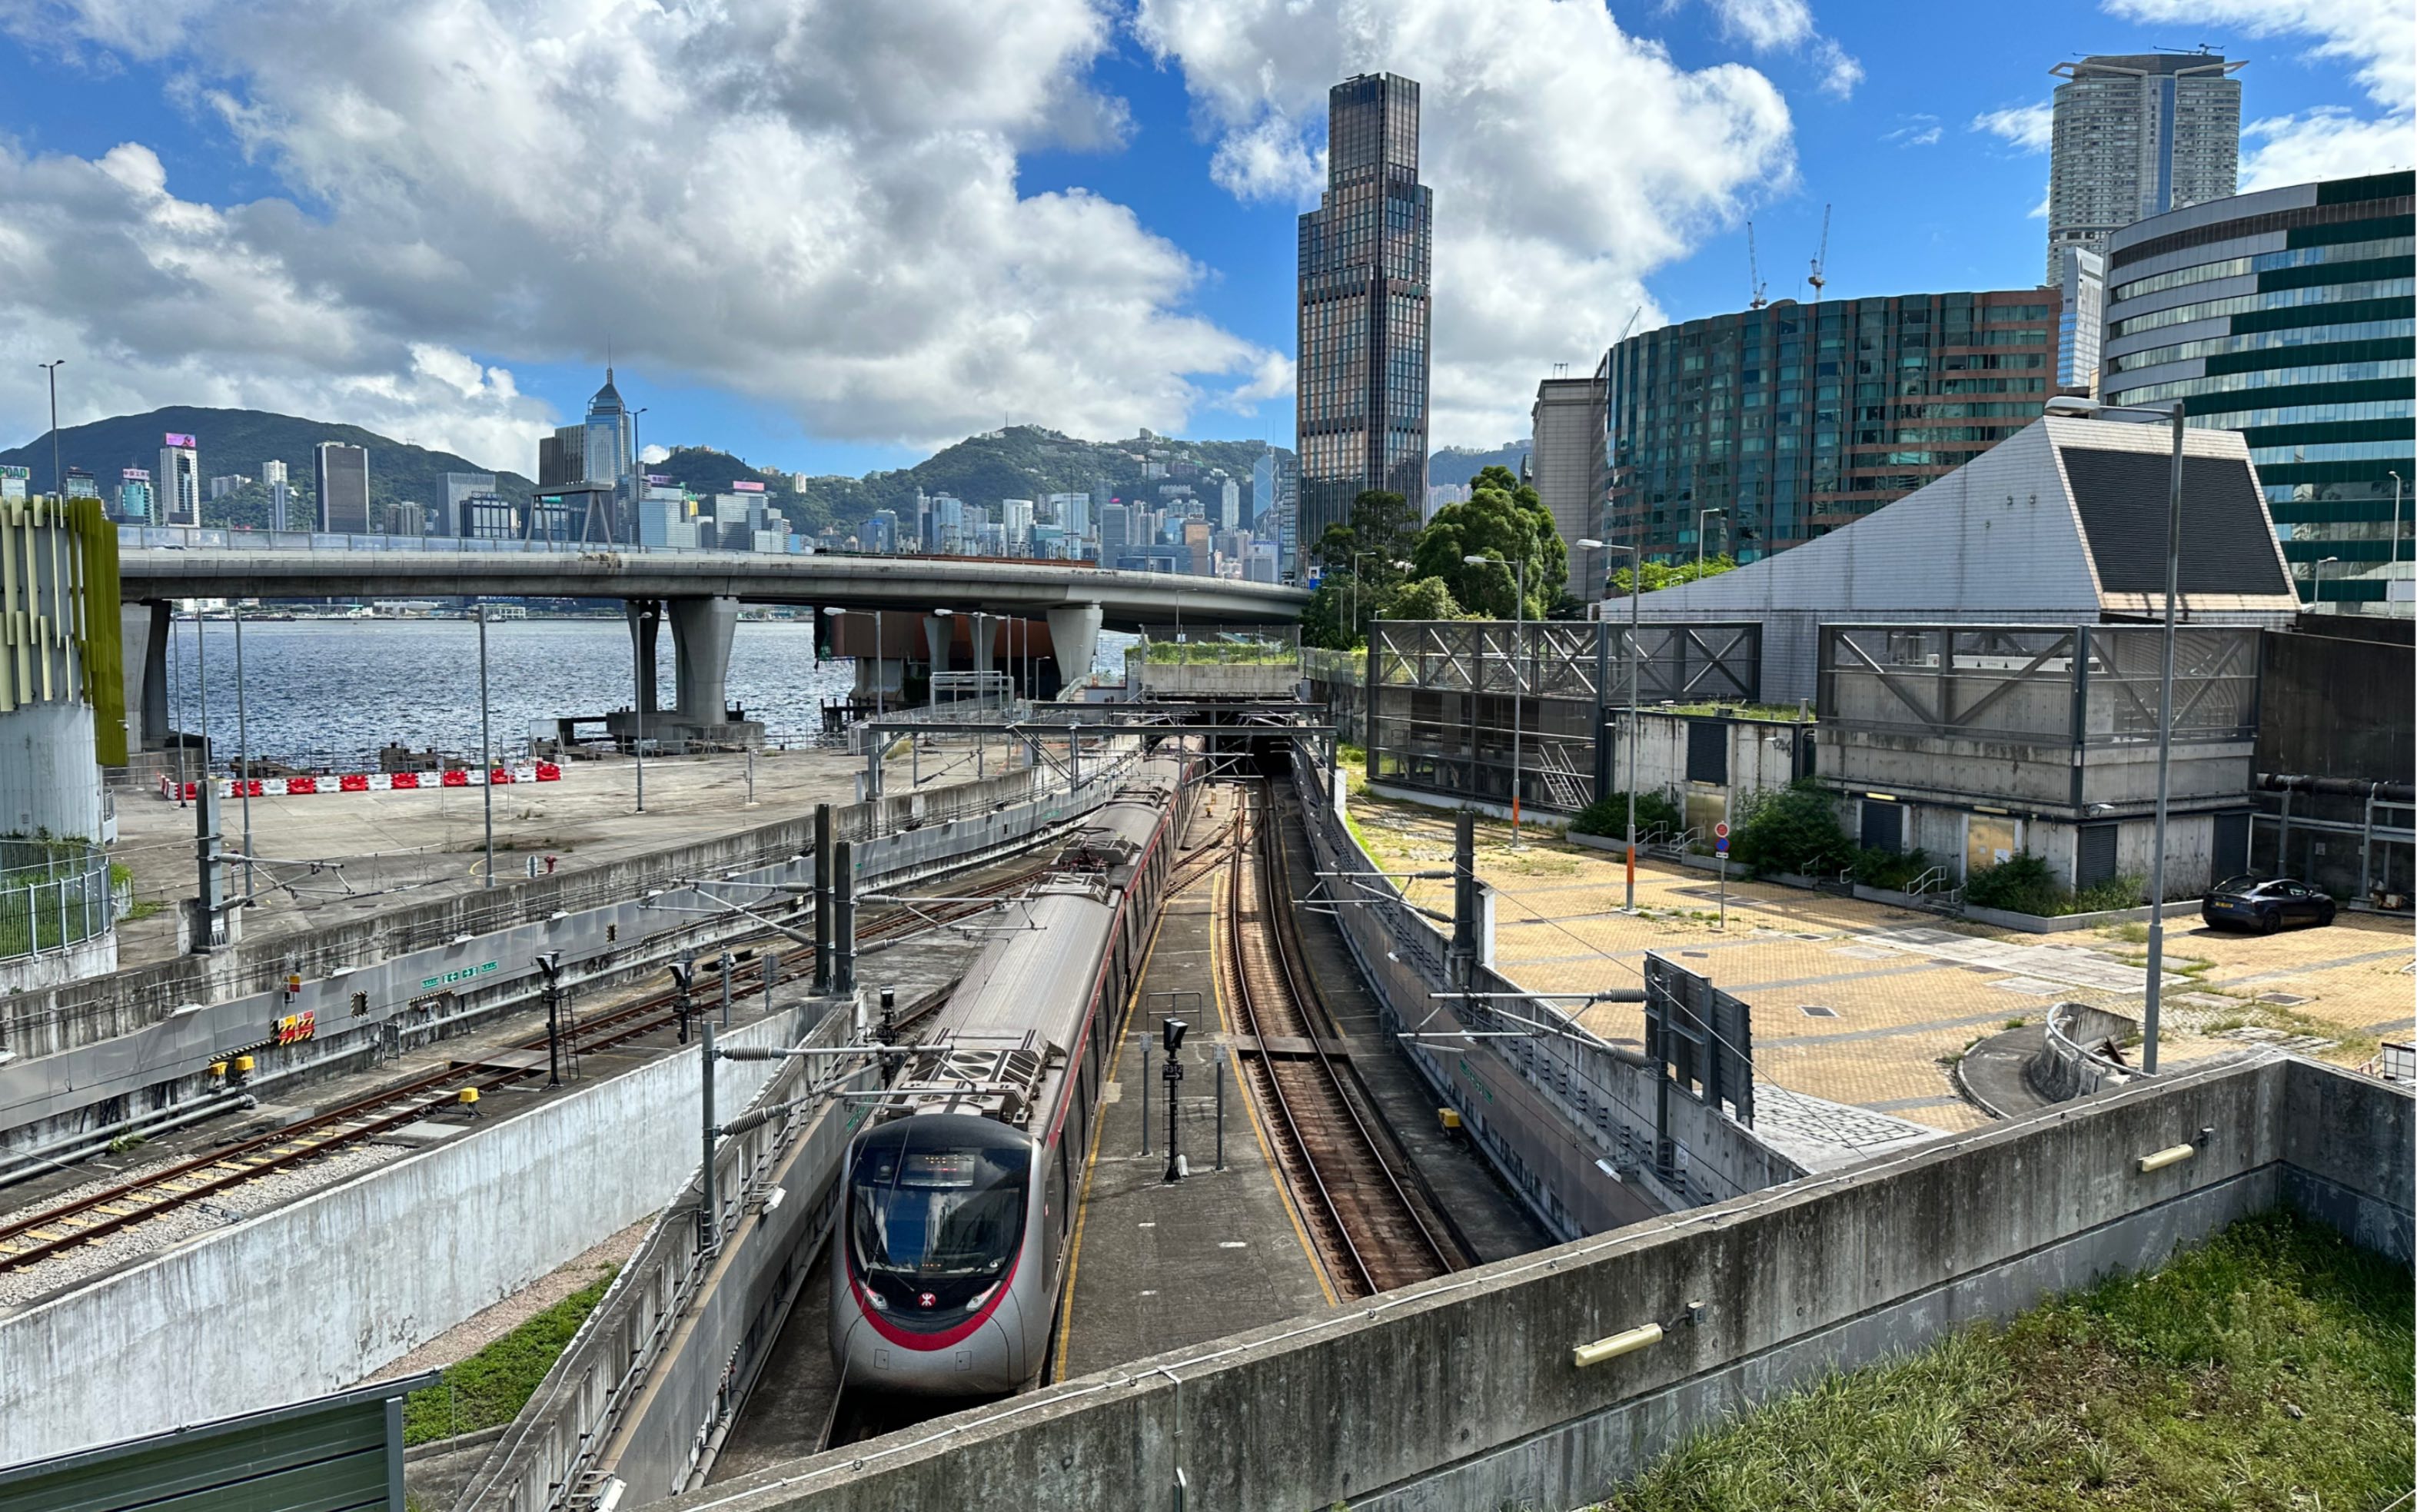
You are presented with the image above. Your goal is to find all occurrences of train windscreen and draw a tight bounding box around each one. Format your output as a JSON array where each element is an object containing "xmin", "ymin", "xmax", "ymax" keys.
[{"xmin": 848, "ymin": 1118, "xmax": 1029, "ymax": 1321}]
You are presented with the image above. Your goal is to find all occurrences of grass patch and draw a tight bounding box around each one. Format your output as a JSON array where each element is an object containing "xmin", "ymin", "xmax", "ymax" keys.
[
  {"xmin": 402, "ymin": 1268, "xmax": 617, "ymax": 1446},
  {"xmin": 1599, "ymin": 1212, "xmax": 2412, "ymax": 1511}
]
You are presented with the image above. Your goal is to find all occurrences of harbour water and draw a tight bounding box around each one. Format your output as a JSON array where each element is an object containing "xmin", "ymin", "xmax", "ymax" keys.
[{"xmin": 161, "ymin": 617, "xmax": 850, "ymax": 767}]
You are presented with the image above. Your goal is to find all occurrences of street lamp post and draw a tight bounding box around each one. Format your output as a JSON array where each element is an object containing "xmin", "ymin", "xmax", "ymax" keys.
[
  {"xmin": 1578, "ymin": 538, "xmax": 1641, "ymax": 911},
  {"xmin": 38, "ymin": 360, "xmax": 64, "ymax": 501},
  {"xmin": 2390, "ymin": 470, "xmax": 2404, "ymax": 597},
  {"xmin": 2314, "ymin": 556, "xmax": 2340, "ymax": 612},
  {"xmin": 1466, "ymin": 551, "xmax": 1529, "ymax": 841},
  {"xmin": 2043, "ymin": 394, "xmax": 2188, "ymax": 1073}
]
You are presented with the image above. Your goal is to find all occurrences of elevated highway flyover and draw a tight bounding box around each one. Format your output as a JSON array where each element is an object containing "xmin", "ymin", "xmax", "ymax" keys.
[{"xmin": 113, "ymin": 534, "xmax": 1310, "ymax": 748}]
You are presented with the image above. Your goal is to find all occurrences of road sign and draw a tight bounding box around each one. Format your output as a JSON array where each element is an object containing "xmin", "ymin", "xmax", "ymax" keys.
[
  {"xmin": 1716, "ymin": 838, "xmax": 1728, "ymax": 852},
  {"xmin": 1714, "ymin": 821, "xmax": 1730, "ymax": 839}
]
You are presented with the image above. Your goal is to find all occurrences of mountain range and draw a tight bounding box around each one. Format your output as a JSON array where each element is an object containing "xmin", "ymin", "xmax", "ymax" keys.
[
  {"xmin": 0, "ymin": 407, "xmax": 537, "ymax": 530},
  {"xmin": 7, "ymin": 407, "xmax": 1508, "ymax": 537}
]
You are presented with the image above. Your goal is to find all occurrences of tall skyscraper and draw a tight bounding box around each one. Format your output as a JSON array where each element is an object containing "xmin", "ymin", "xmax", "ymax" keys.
[
  {"xmin": 261, "ymin": 458, "xmax": 288, "ymax": 487},
  {"xmin": 1297, "ymin": 72, "xmax": 1431, "ymax": 560},
  {"xmin": 582, "ymin": 368, "xmax": 637, "ymax": 520},
  {"xmin": 2045, "ymin": 52, "xmax": 2244, "ymax": 284},
  {"xmin": 314, "ymin": 441, "xmax": 371, "ymax": 533},
  {"xmin": 2055, "ymin": 248, "xmax": 2107, "ymax": 393},
  {"xmin": 1530, "ymin": 375, "xmax": 1605, "ymax": 591},
  {"xmin": 158, "ymin": 434, "xmax": 201, "ymax": 526}
]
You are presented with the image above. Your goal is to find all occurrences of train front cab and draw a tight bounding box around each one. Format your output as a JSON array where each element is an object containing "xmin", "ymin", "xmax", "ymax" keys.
[{"xmin": 833, "ymin": 1113, "xmax": 1041, "ymax": 1394}]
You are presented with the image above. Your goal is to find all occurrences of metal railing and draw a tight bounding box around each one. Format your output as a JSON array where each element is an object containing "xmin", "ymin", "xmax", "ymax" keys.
[{"xmin": 0, "ymin": 842, "xmax": 114, "ymax": 962}]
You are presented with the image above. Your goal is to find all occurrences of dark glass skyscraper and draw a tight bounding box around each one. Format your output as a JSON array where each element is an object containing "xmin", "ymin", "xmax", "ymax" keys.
[{"xmin": 1297, "ymin": 72, "xmax": 1431, "ymax": 560}]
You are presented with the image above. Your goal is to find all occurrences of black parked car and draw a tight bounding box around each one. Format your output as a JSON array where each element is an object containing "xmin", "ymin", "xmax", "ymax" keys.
[{"xmin": 2201, "ymin": 876, "xmax": 2337, "ymax": 933}]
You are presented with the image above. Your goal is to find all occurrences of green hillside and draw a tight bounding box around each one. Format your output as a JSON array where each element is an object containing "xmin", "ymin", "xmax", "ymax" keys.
[
  {"xmin": 0, "ymin": 406, "xmax": 534, "ymax": 531},
  {"xmin": 1433, "ymin": 440, "xmax": 1532, "ymax": 490},
  {"xmin": 8, "ymin": 404, "xmax": 1301, "ymax": 540}
]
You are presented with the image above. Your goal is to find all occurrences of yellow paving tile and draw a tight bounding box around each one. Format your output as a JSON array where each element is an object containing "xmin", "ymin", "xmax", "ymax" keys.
[{"xmin": 1344, "ymin": 786, "xmax": 2416, "ymax": 1132}]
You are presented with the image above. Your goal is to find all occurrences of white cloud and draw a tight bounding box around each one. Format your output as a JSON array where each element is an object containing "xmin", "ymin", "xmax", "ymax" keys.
[
  {"xmin": 1882, "ymin": 115, "xmax": 1941, "ymax": 148},
  {"xmin": 0, "ymin": 0, "xmax": 1278, "ymax": 468},
  {"xmin": 1810, "ymin": 38, "xmax": 1863, "ymax": 100},
  {"xmin": 1135, "ymin": 0, "xmax": 1797, "ymax": 447},
  {"xmin": 2102, "ymin": 1, "xmax": 2414, "ymax": 184},
  {"xmin": 1208, "ymin": 112, "xmax": 1328, "ymax": 204},
  {"xmin": 1218, "ymin": 351, "xmax": 1296, "ymax": 410},
  {"xmin": 2241, "ymin": 108, "xmax": 2417, "ymax": 188},
  {"xmin": 1694, "ymin": 0, "xmax": 1860, "ymax": 100},
  {"xmin": 1701, "ymin": 0, "xmax": 1813, "ymax": 51},
  {"xmin": 1970, "ymin": 101, "xmax": 2055, "ymax": 153}
]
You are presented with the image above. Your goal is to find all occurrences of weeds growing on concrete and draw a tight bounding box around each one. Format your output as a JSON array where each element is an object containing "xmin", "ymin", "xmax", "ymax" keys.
[
  {"xmin": 1598, "ymin": 1212, "xmax": 2412, "ymax": 1511},
  {"xmin": 402, "ymin": 1268, "xmax": 618, "ymax": 1445}
]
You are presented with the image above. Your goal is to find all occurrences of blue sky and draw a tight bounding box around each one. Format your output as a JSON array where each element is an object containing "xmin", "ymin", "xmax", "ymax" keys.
[{"xmin": 0, "ymin": 0, "xmax": 2404, "ymax": 480}]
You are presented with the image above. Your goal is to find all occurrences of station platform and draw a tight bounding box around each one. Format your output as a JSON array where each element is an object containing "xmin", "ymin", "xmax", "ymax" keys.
[{"xmin": 1052, "ymin": 787, "xmax": 1334, "ymax": 1382}]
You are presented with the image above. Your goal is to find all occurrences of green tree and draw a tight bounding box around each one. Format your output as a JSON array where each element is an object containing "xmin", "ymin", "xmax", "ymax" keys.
[
  {"xmin": 1378, "ymin": 575, "xmax": 1465, "ymax": 621},
  {"xmin": 1302, "ymin": 573, "xmax": 1359, "ymax": 650},
  {"xmin": 1409, "ymin": 465, "xmax": 1566, "ymax": 619}
]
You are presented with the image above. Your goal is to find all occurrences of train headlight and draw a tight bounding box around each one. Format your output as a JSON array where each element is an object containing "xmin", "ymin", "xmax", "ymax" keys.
[
  {"xmin": 966, "ymin": 1281, "xmax": 1002, "ymax": 1313},
  {"xmin": 866, "ymin": 1289, "xmax": 889, "ymax": 1311}
]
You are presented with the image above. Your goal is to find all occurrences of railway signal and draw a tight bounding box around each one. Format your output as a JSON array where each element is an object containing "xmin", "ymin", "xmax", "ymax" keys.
[
  {"xmin": 1162, "ymin": 1018, "xmax": 1188, "ymax": 1181},
  {"xmin": 669, "ymin": 960, "xmax": 696, "ymax": 1044},
  {"xmin": 534, "ymin": 951, "xmax": 565, "ymax": 1085}
]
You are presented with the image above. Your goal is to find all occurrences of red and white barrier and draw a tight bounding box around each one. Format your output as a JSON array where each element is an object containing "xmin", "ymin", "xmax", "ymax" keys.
[{"xmin": 159, "ymin": 762, "xmax": 564, "ymax": 802}]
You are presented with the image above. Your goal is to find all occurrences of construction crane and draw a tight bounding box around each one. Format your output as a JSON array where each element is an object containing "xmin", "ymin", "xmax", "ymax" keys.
[
  {"xmin": 1807, "ymin": 204, "xmax": 1831, "ymax": 303},
  {"xmin": 1747, "ymin": 221, "xmax": 1767, "ymax": 309}
]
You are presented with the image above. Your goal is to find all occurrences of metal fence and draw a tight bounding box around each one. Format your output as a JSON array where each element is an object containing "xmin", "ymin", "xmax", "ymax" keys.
[
  {"xmin": 1363, "ymin": 620, "xmax": 1761, "ymax": 815},
  {"xmin": 0, "ymin": 842, "xmax": 113, "ymax": 962},
  {"xmin": 1817, "ymin": 623, "xmax": 2260, "ymax": 748}
]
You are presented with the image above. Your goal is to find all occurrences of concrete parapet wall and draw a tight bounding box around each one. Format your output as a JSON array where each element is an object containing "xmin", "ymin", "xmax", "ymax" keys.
[
  {"xmin": 664, "ymin": 1055, "xmax": 2409, "ymax": 1512},
  {"xmin": 0, "ymin": 1002, "xmax": 808, "ymax": 1470},
  {"xmin": 2032, "ymin": 1002, "xmax": 2141, "ymax": 1103}
]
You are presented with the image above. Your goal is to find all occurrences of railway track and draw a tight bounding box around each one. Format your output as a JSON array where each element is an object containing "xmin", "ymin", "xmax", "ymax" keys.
[
  {"xmin": 0, "ymin": 862, "xmax": 1052, "ymax": 1272},
  {"xmin": 1222, "ymin": 782, "xmax": 1456, "ymax": 1298}
]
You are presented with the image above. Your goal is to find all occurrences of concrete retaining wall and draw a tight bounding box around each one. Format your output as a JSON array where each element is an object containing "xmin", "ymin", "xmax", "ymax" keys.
[
  {"xmin": 458, "ymin": 1006, "xmax": 873, "ymax": 1512},
  {"xmin": 663, "ymin": 1055, "xmax": 2411, "ymax": 1512},
  {"xmin": 0, "ymin": 1002, "xmax": 810, "ymax": 1469},
  {"xmin": 1297, "ymin": 748, "xmax": 1798, "ymax": 1231},
  {"xmin": 1, "ymin": 755, "xmax": 1134, "ymax": 1150}
]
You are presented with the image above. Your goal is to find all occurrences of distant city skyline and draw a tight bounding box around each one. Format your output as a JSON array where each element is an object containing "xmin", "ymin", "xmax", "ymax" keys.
[{"xmin": 0, "ymin": 4, "xmax": 2405, "ymax": 482}]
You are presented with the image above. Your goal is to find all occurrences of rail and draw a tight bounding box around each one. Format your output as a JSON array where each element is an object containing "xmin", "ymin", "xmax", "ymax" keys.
[{"xmin": 1222, "ymin": 785, "xmax": 1454, "ymax": 1296}]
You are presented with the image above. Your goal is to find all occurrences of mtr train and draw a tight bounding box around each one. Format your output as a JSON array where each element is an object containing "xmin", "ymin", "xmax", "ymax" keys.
[{"xmin": 830, "ymin": 743, "xmax": 1198, "ymax": 1395}]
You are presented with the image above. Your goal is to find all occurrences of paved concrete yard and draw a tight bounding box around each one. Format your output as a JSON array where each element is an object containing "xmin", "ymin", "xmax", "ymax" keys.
[
  {"xmin": 109, "ymin": 738, "xmax": 1042, "ymax": 966},
  {"xmin": 1344, "ymin": 787, "xmax": 2412, "ymax": 1135}
]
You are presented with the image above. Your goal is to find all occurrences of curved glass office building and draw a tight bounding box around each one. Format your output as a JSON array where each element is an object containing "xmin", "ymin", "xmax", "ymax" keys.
[
  {"xmin": 2102, "ymin": 171, "xmax": 2414, "ymax": 613},
  {"xmin": 1601, "ymin": 289, "xmax": 2060, "ymax": 563}
]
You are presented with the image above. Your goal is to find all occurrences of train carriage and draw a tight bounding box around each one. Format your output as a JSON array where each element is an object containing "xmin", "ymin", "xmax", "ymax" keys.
[{"xmin": 831, "ymin": 745, "xmax": 1194, "ymax": 1395}]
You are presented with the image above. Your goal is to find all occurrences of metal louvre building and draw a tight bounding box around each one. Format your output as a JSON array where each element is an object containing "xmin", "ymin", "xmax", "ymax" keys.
[
  {"xmin": 1297, "ymin": 72, "xmax": 1432, "ymax": 552},
  {"xmin": 1365, "ymin": 619, "xmax": 1760, "ymax": 813},
  {"xmin": 2101, "ymin": 171, "xmax": 2414, "ymax": 613}
]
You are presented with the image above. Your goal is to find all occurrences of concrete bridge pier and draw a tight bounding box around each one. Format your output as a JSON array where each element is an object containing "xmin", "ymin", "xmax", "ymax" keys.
[
  {"xmin": 969, "ymin": 613, "xmax": 995, "ymax": 680},
  {"xmin": 650, "ymin": 596, "xmax": 762, "ymax": 749},
  {"xmin": 1048, "ymin": 602, "xmax": 1102, "ymax": 691},
  {"xmin": 923, "ymin": 614, "xmax": 951, "ymax": 676},
  {"xmin": 625, "ymin": 600, "xmax": 662, "ymax": 718},
  {"xmin": 121, "ymin": 601, "xmax": 171, "ymax": 752}
]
